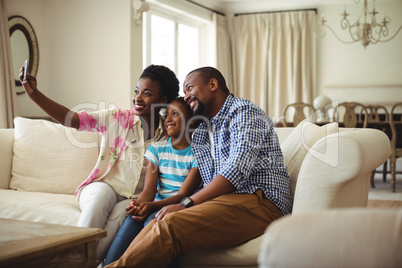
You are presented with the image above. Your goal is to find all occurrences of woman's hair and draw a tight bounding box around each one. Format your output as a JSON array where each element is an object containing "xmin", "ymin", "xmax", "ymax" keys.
[{"xmin": 140, "ymin": 65, "xmax": 180, "ymax": 103}]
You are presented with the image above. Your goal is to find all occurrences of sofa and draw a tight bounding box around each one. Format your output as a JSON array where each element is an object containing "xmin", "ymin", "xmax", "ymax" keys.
[{"xmin": 0, "ymin": 117, "xmax": 391, "ymax": 267}]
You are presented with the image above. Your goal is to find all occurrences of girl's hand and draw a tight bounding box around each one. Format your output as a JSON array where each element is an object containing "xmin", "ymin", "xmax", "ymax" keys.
[
  {"xmin": 125, "ymin": 199, "xmax": 137, "ymax": 211},
  {"xmin": 132, "ymin": 202, "xmax": 156, "ymax": 222},
  {"xmin": 19, "ymin": 65, "xmax": 37, "ymax": 95},
  {"xmin": 126, "ymin": 199, "xmax": 141, "ymax": 216},
  {"xmin": 155, "ymin": 203, "xmax": 184, "ymax": 221}
]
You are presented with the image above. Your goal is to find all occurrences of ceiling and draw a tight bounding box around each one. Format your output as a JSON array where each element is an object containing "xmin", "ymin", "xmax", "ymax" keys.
[{"xmin": 188, "ymin": 0, "xmax": 393, "ymax": 15}]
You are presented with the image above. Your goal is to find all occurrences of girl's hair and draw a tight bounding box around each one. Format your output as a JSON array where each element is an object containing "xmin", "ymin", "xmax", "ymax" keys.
[
  {"xmin": 170, "ymin": 97, "xmax": 193, "ymax": 118},
  {"xmin": 169, "ymin": 97, "xmax": 201, "ymax": 130},
  {"xmin": 140, "ymin": 65, "xmax": 180, "ymax": 103}
]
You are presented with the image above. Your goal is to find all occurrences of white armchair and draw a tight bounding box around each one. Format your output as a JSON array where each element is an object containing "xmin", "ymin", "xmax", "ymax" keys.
[{"xmin": 259, "ymin": 209, "xmax": 402, "ymax": 268}]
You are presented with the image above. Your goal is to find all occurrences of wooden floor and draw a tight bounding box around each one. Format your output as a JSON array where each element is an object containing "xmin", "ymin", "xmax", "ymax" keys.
[
  {"xmin": 367, "ymin": 199, "xmax": 402, "ymax": 209},
  {"xmin": 368, "ymin": 174, "xmax": 402, "ymax": 208}
]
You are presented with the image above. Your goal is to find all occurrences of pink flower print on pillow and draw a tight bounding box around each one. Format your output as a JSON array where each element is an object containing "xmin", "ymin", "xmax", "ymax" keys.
[
  {"xmin": 75, "ymin": 168, "xmax": 100, "ymax": 196},
  {"xmin": 113, "ymin": 109, "xmax": 135, "ymax": 129}
]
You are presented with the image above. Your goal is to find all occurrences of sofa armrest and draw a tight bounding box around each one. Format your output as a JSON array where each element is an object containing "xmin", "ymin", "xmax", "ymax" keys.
[
  {"xmin": 274, "ymin": 127, "xmax": 295, "ymax": 145},
  {"xmin": 293, "ymin": 128, "xmax": 391, "ymax": 214},
  {"xmin": 0, "ymin": 129, "xmax": 14, "ymax": 189},
  {"xmin": 258, "ymin": 209, "xmax": 402, "ymax": 268}
]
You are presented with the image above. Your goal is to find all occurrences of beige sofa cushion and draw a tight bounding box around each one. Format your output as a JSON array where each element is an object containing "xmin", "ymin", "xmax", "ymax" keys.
[
  {"xmin": 280, "ymin": 120, "xmax": 338, "ymax": 198},
  {"xmin": 181, "ymin": 235, "xmax": 263, "ymax": 267},
  {"xmin": 0, "ymin": 189, "xmax": 80, "ymax": 226},
  {"xmin": 10, "ymin": 117, "xmax": 99, "ymax": 195}
]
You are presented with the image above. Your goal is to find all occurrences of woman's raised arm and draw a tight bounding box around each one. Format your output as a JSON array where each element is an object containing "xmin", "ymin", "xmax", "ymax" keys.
[{"xmin": 19, "ymin": 65, "xmax": 80, "ymax": 129}]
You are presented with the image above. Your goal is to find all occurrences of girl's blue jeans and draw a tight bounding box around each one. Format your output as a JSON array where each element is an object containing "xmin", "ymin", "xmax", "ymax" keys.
[{"xmin": 104, "ymin": 211, "xmax": 157, "ymax": 265}]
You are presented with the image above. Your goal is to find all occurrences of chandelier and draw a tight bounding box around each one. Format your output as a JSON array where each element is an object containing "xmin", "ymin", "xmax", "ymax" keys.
[{"xmin": 318, "ymin": 0, "xmax": 402, "ymax": 48}]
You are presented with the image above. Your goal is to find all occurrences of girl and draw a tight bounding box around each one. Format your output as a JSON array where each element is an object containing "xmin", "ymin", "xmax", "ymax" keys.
[
  {"xmin": 104, "ymin": 97, "xmax": 201, "ymax": 266},
  {"xmin": 19, "ymin": 64, "xmax": 179, "ymax": 260}
]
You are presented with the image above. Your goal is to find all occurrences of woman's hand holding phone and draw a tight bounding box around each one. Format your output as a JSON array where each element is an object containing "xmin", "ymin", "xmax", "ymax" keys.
[
  {"xmin": 23, "ymin": 60, "xmax": 28, "ymax": 81},
  {"xmin": 19, "ymin": 60, "xmax": 36, "ymax": 95}
]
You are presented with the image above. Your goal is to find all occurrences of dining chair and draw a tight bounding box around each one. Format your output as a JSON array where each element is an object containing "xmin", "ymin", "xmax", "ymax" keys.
[
  {"xmin": 281, "ymin": 102, "xmax": 316, "ymax": 127},
  {"xmin": 390, "ymin": 102, "xmax": 402, "ymax": 192},
  {"xmin": 365, "ymin": 105, "xmax": 389, "ymax": 123},
  {"xmin": 364, "ymin": 105, "xmax": 390, "ymax": 187},
  {"xmin": 333, "ymin": 102, "xmax": 368, "ymax": 128}
]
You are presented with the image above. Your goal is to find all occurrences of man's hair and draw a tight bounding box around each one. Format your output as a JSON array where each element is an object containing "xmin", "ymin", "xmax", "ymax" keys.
[
  {"xmin": 140, "ymin": 65, "xmax": 180, "ymax": 103},
  {"xmin": 188, "ymin": 67, "xmax": 230, "ymax": 93}
]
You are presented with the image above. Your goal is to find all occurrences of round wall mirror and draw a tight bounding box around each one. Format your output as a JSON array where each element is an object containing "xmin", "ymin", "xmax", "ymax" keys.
[{"xmin": 8, "ymin": 16, "xmax": 39, "ymax": 95}]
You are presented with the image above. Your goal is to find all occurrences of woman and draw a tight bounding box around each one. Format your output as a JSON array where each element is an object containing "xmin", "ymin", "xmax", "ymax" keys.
[{"xmin": 20, "ymin": 64, "xmax": 179, "ymax": 260}]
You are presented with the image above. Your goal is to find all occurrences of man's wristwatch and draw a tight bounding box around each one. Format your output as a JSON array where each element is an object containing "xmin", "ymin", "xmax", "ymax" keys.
[{"xmin": 180, "ymin": 197, "xmax": 194, "ymax": 208}]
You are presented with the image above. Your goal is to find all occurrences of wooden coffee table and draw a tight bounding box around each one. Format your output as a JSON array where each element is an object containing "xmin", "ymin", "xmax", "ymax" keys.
[{"xmin": 0, "ymin": 218, "xmax": 106, "ymax": 268}]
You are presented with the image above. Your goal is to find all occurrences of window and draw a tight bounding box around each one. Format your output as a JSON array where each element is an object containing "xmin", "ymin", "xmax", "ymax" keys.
[{"xmin": 143, "ymin": 5, "xmax": 214, "ymax": 95}]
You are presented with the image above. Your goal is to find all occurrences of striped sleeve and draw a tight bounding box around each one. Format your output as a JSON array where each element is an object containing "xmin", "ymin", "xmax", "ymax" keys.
[
  {"xmin": 145, "ymin": 144, "xmax": 159, "ymax": 166},
  {"xmin": 191, "ymin": 155, "xmax": 198, "ymax": 168}
]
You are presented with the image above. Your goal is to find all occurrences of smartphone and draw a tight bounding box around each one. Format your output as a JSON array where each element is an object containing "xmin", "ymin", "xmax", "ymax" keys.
[{"xmin": 23, "ymin": 59, "xmax": 28, "ymax": 81}]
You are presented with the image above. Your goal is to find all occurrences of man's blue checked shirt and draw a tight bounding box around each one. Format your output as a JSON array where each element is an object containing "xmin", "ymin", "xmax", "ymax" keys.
[{"xmin": 192, "ymin": 94, "xmax": 292, "ymax": 215}]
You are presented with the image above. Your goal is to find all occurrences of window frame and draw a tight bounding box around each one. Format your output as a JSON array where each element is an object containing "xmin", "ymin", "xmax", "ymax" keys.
[{"xmin": 143, "ymin": 4, "xmax": 215, "ymax": 93}]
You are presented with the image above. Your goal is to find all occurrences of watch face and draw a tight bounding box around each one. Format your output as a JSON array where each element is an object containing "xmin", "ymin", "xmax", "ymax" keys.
[{"xmin": 181, "ymin": 197, "xmax": 193, "ymax": 207}]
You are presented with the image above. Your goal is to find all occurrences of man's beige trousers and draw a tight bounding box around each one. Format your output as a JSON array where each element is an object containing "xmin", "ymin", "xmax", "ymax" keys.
[{"xmin": 107, "ymin": 190, "xmax": 283, "ymax": 268}]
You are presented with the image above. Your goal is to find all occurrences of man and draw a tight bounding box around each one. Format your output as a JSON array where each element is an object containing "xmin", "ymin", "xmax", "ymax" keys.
[{"xmin": 106, "ymin": 67, "xmax": 292, "ymax": 268}]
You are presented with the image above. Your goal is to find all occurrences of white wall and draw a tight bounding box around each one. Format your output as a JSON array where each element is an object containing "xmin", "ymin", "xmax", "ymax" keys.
[
  {"xmin": 316, "ymin": 0, "xmax": 402, "ymax": 111},
  {"xmin": 6, "ymin": 0, "xmax": 402, "ymax": 117},
  {"xmin": 7, "ymin": 0, "xmax": 47, "ymax": 117},
  {"xmin": 7, "ymin": 0, "xmax": 133, "ymax": 117}
]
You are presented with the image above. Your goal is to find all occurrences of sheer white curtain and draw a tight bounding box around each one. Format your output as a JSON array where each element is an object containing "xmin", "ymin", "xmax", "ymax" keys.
[
  {"xmin": 232, "ymin": 10, "xmax": 316, "ymax": 120},
  {"xmin": 0, "ymin": 0, "xmax": 17, "ymax": 128},
  {"xmin": 214, "ymin": 13, "xmax": 233, "ymax": 91}
]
